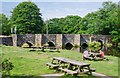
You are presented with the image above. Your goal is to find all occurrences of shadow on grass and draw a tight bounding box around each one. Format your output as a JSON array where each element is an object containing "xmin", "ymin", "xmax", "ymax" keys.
[
  {"xmin": 29, "ymin": 49, "xmax": 60, "ymax": 53},
  {"xmin": 2, "ymin": 75, "xmax": 43, "ymax": 78},
  {"xmin": 2, "ymin": 75, "xmax": 119, "ymax": 78}
]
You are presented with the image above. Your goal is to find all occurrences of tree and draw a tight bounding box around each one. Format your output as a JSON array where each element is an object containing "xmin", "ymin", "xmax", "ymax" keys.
[
  {"xmin": 9, "ymin": 1, "xmax": 43, "ymax": 34},
  {"xmin": 45, "ymin": 15, "xmax": 82, "ymax": 34},
  {"xmin": 0, "ymin": 14, "xmax": 10, "ymax": 35}
]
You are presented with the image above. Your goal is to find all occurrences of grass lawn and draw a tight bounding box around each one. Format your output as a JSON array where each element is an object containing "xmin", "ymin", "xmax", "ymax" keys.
[{"xmin": 1, "ymin": 46, "xmax": 119, "ymax": 77}]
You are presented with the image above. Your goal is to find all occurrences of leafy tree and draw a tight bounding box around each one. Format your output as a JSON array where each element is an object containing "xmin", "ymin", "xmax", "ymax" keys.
[
  {"xmin": 0, "ymin": 14, "xmax": 10, "ymax": 35},
  {"xmin": 81, "ymin": 1, "xmax": 119, "ymax": 43},
  {"xmin": 45, "ymin": 15, "xmax": 82, "ymax": 34},
  {"xmin": 9, "ymin": 1, "xmax": 43, "ymax": 34}
]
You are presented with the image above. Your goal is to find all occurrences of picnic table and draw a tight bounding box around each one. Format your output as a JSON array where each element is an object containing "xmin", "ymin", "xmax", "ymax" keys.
[
  {"xmin": 30, "ymin": 46, "xmax": 59, "ymax": 52},
  {"xmin": 84, "ymin": 52, "xmax": 103, "ymax": 61},
  {"xmin": 46, "ymin": 57, "xmax": 95, "ymax": 75}
]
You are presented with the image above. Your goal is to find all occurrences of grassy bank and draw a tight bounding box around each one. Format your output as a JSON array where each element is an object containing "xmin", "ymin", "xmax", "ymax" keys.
[{"xmin": 1, "ymin": 46, "xmax": 118, "ymax": 77}]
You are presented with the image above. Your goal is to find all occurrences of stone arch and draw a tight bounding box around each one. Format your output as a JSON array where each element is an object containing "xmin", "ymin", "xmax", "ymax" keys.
[
  {"xmin": 81, "ymin": 42, "xmax": 88, "ymax": 50},
  {"xmin": 65, "ymin": 42, "xmax": 73, "ymax": 50},
  {"xmin": 47, "ymin": 41, "xmax": 55, "ymax": 47},
  {"xmin": 98, "ymin": 39, "xmax": 103, "ymax": 50}
]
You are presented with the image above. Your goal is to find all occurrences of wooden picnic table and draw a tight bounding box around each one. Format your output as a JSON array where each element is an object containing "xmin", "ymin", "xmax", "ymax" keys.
[
  {"xmin": 89, "ymin": 52, "xmax": 101, "ymax": 56},
  {"xmin": 89, "ymin": 52, "xmax": 103, "ymax": 60},
  {"xmin": 30, "ymin": 46, "xmax": 59, "ymax": 52},
  {"xmin": 46, "ymin": 57, "xmax": 95, "ymax": 75}
]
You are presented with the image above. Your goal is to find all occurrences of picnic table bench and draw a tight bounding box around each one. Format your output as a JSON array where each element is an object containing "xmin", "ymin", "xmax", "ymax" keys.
[{"xmin": 46, "ymin": 57, "xmax": 96, "ymax": 75}]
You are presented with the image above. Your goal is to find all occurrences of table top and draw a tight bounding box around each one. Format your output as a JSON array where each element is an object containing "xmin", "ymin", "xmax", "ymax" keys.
[{"xmin": 53, "ymin": 57, "xmax": 90, "ymax": 66}]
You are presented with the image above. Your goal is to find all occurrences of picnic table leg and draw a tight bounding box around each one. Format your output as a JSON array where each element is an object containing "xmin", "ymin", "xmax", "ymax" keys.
[
  {"xmin": 41, "ymin": 47, "xmax": 44, "ymax": 52},
  {"xmin": 87, "ymin": 66, "xmax": 92, "ymax": 75}
]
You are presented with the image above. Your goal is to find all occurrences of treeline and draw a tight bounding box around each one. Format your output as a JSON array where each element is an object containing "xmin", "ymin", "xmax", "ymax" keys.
[
  {"xmin": 0, "ymin": 1, "xmax": 120, "ymax": 43},
  {"xmin": 45, "ymin": 1, "xmax": 120, "ymax": 43}
]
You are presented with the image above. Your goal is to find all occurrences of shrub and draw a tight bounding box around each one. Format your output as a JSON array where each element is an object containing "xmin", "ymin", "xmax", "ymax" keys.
[
  {"xmin": 88, "ymin": 41, "xmax": 101, "ymax": 52},
  {"xmin": 118, "ymin": 43, "xmax": 120, "ymax": 48},
  {"xmin": 2, "ymin": 58, "xmax": 14, "ymax": 77},
  {"xmin": 104, "ymin": 43, "xmax": 113, "ymax": 47}
]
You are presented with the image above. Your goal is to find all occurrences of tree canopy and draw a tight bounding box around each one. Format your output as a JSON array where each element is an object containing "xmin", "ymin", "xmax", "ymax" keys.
[
  {"xmin": 9, "ymin": 1, "xmax": 43, "ymax": 34},
  {"xmin": 0, "ymin": 14, "xmax": 10, "ymax": 35}
]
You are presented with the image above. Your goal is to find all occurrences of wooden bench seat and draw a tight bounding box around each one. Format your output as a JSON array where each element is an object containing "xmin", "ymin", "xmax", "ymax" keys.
[
  {"xmin": 46, "ymin": 63, "xmax": 59, "ymax": 69},
  {"xmin": 59, "ymin": 68, "xmax": 78, "ymax": 75},
  {"xmin": 84, "ymin": 67, "xmax": 96, "ymax": 72}
]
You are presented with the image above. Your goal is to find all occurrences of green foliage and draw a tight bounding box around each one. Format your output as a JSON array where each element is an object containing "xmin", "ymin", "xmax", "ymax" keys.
[
  {"xmin": 44, "ymin": 15, "xmax": 82, "ymax": 34},
  {"xmin": 2, "ymin": 58, "xmax": 14, "ymax": 76},
  {"xmin": 118, "ymin": 43, "xmax": 120, "ymax": 48},
  {"xmin": 73, "ymin": 44, "xmax": 80, "ymax": 48},
  {"xmin": 10, "ymin": 1, "xmax": 44, "ymax": 34},
  {"xmin": 88, "ymin": 41, "xmax": 101, "ymax": 52},
  {"xmin": 104, "ymin": 43, "xmax": 113, "ymax": 47},
  {"xmin": 0, "ymin": 13, "xmax": 10, "ymax": 35}
]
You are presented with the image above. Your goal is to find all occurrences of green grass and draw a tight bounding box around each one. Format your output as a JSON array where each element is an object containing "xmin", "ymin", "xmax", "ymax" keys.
[{"xmin": 1, "ymin": 46, "xmax": 119, "ymax": 77}]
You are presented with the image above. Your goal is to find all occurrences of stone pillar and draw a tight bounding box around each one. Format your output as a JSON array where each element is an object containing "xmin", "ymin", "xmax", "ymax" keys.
[
  {"xmin": 12, "ymin": 34, "xmax": 17, "ymax": 46},
  {"xmin": 74, "ymin": 34, "xmax": 80, "ymax": 52},
  {"xmin": 56, "ymin": 34, "xmax": 62, "ymax": 49},
  {"xmin": 35, "ymin": 34, "xmax": 42, "ymax": 47}
]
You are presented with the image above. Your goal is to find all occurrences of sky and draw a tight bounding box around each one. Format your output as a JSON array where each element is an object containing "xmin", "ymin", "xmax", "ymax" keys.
[{"xmin": 1, "ymin": 0, "xmax": 120, "ymax": 20}]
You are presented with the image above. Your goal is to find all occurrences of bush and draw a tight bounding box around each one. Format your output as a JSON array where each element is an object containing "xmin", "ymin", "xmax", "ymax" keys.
[
  {"xmin": 2, "ymin": 58, "xmax": 14, "ymax": 77},
  {"xmin": 104, "ymin": 43, "xmax": 113, "ymax": 47},
  {"xmin": 88, "ymin": 41, "xmax": 101, "ymax": 52},
  {"xmin": 118, "ymin": 43, "xmax": 120, "ymax": 48}
]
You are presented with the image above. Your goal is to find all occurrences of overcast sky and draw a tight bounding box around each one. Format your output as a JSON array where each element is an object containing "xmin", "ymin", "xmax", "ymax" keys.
[{"xmin": 1, "ymin": 0, "xmax": 120, "ymax": 20}]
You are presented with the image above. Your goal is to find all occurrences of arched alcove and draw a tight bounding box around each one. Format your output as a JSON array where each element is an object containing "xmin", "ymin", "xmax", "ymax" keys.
[
  {"xmin": 81, "ymin": 43, "xmax": 88, "ymax": 50},
  {"xmin": 48, "ymin": 41, "xmax": 55, "ymax": 47},
  {"xmin": 65, "ymin": 42, "xmax": 73, "ymax": 50},
  {"xmin": 22, "ymin": 41, "xmax": 33, "ymax": 48}
]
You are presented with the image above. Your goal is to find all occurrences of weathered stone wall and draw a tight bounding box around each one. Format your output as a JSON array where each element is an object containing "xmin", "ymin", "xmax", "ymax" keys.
[
  {"xmin": 1, "ymin": 37, "xmax": 13, "ymax": 46},
  {"xmin": 41, "ymin": 34, "xmax": 56, "ymax": 45},
  {"xmin": 12, "ymin": 34, "xmax": 17, "ymax": 46},
  {"xmin": 56, "ymin": 34, "xmax": 62, "ymax": 48},
  {"xmin": 74, "ymin": 34, "xmax": 80, "ymax": 52},
  {"xmin": 1, "ymin": 34, "xmax": 112, "ymax": 52},
  {"xmin": 35, "ymin": 34, "xmax": 42, "ymax": 46},
  {"xmin": 17, "ymin": 34, "xmax": 35, "ymax": 46},
  {"xmin": 62, "ymin": 34, "xmax": 75, "ymax": 45}
]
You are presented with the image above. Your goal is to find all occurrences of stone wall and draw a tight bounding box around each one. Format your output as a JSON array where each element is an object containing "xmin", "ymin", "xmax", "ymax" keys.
[
  {"xmin": 17, "ymin": 34, "xmax": 35, "ymax": 46},
  {"xmin": 1, "ymin": 34, "xmax": 112, "ymax": 52},
  {"xmin": 35, "ymin": 34, "xmax": 42, "ymax": 46},
  {"xmin": 62, "ymin": 34, "xmax": 75, "ymax": 45},
  {"xmin": 1, "ymin": 37, "xmax": 13, "ymax": 46},
  {"xmin": 56, "ymin": 34, "xmax": 62, "ymax": 48},
  {"xmin": 74, "ymin": 34, "xmax": 80, "ymax": 52}
]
